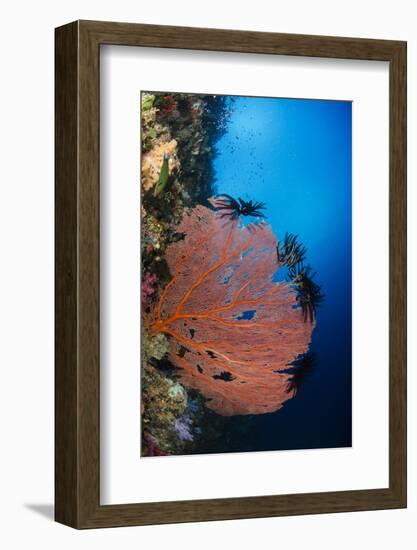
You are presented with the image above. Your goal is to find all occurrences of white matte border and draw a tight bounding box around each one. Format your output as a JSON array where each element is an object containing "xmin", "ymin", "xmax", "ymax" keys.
[{"xmin": 100, "ymin": 45, "xmax": 389, "ymax": 505}]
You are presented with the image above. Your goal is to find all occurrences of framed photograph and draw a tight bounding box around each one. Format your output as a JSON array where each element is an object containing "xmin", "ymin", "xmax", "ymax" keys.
[{"xmin": 55, "ymin": 20, "xmax": 406, "ymax": 528}]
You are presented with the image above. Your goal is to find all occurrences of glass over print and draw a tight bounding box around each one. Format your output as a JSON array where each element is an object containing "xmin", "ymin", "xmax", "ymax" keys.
[{"xmin": 140, "ymin": 91, "xmax": 352, "ymax": 457}]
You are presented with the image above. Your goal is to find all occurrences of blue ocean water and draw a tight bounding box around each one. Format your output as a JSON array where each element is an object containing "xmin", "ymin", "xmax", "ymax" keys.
[{"xmin": 212, "ymin": 96, "xmax": 352, "ymax": 450}]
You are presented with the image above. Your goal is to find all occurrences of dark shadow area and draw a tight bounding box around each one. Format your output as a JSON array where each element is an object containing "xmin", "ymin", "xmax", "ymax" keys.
[{"xmin": 24, "ymin": 503, "xmax": 54, "ymax": 521}]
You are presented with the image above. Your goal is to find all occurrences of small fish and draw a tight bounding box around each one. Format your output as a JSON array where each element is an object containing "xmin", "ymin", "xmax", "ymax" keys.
[{"xmin": 153, "ymin": 153, "xmax": 170, "ymax": 196}]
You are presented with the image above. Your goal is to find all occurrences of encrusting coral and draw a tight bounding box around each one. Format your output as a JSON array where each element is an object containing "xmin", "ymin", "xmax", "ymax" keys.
[
  {"xmin": 141, "ymin": 140, "xmax": 179, "ymax": 192},
  {"xmin": 142, "ymin": 272, "xmax": 158, "ymax": 308},
  {"xmin": 141, "ymin": 362, "xmax": 188, "ymax": 454},
  {"xmin": 174, "ymin": 415, "xmax": 194, "ymax": 442},
  {"xmin": 143, "ymin": 332, "xmax": 170, "ymax": 362},
  {"xmin": 147, "ymin": 204, "xmax": 315, "ymax": 416}
]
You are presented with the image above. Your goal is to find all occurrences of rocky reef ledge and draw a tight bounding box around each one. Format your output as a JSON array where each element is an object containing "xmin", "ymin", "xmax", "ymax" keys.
[{"xmin": 141, "ymin": 92, "xmax": 232, "ymax": 456}]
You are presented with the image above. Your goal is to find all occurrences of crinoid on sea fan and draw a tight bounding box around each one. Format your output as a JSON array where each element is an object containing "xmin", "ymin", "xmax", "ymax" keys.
[
  {"xmin": 146, "ymin": 205, "xmax": 315, "ymax": 416},
  {"xmin": 209, "ymin": 194, "xmax": 266, "ymax": 220},
  {"xmin": 287, "ymin": 264, "xmax": 324, "ymax": 323},
  {"xmin": 284, "ymin": 351, "xmax": 318, "ymax": 397},
  {"xmin": 276, "ymin": 232, "xmax": 307, "ymax": 269}
]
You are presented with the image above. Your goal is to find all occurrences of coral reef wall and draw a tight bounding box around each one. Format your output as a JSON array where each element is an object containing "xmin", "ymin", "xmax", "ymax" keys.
[{"xmin": 141, "ymin": 92, "xmax": 232, "ymax": 455}]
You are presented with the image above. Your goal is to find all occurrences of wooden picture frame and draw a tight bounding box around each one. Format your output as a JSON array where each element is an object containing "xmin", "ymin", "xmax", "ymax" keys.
[{"xmin": 55, "ymin": 20, "xmax": 407, "ymax": 528}]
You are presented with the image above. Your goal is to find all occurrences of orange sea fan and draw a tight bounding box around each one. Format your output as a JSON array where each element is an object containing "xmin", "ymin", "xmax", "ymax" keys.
[{"xmin": 148, "ymin": 205, "xmax": 315, "ymax": 416}]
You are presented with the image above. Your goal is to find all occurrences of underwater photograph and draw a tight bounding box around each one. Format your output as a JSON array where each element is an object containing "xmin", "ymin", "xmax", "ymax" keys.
[{"xmin": 140, "ymin": 91, "xmax": 352, "ymax": 457}]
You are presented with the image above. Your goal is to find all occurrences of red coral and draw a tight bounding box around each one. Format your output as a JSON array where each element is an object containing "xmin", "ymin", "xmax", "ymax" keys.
[
  {"xmin": 142, "ymin": 431, "xmax": 168, "ymax": 457},
  {"xmin": 142, "ymin": 272, "xmax": 158, "ymax": 307},
  {"xmin": 160, "ymin": 95, "xmax": 176, "ymax": 114},
  {"xmin": 148, "ymin": 205, "xmax": 314, "ymax": 416}
]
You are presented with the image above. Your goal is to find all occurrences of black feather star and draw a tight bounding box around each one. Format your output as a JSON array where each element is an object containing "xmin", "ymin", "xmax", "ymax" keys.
[
  {"xmin": 285, "ymin": 351, "xmax": 318, "ymax": 396},
  {"xmin": 211, "ymin": 194, "xmax": 266, "ymax": 220},
  {"xmin": 277, "ymin": 232, "xmax": 307, "ymax": 268},
  {"xmin": 287, "ymin": 264, "xmax": 324, "ymax": 323}
]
